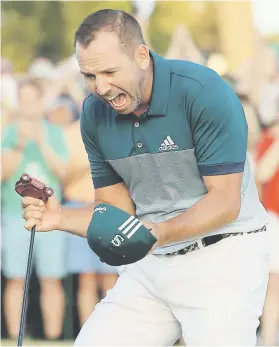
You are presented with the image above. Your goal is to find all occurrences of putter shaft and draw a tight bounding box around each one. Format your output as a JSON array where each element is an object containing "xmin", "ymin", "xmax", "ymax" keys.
[{"xmin": 17, "ymin": 225, "xmax": 36, "ymax": 346}]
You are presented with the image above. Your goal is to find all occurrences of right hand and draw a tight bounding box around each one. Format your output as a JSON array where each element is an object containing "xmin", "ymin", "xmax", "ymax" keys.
[{"xmin": 21, "ymin": 195, "xmax": 62, "ymax": 232}]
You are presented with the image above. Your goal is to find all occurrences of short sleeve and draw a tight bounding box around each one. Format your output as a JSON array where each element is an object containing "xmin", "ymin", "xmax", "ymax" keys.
[
  {"xmin": 190, "ymin": 78, "xmax": 248, "ymax": 176},
  {"xmin": 80, "ymin": 99, "xmax": 123, "ymax": 188}
]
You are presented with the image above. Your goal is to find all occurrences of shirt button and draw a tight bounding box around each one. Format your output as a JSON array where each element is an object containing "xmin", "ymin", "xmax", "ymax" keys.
[
  {"xmin": 134, "ymin": 122, "xmax": 140, "ymax": 128},
  {"xmin": 137, "ymin": 142, "xmax": 143, "ymax": 148}
]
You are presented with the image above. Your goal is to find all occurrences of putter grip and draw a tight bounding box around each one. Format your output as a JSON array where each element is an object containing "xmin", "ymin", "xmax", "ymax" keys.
[{"xmin": 15, "ymin": 173, "xmax": 54, "ymax": 202}]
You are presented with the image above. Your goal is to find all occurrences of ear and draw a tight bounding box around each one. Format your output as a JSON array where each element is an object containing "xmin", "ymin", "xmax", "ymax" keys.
[{"xmin": 135, "ymin": 45, "xmax": 150, "ymax": 70}]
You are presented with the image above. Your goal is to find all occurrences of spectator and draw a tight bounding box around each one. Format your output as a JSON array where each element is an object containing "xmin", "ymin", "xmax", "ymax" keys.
[
  {"xmin": 1, "ymin": 78, "xmax": 69, "ymax": 340},
  {"xmin": 63, "ymin": 120, "xmax": 118, "ymax": 327},
  {"xmin": 46, "ymin": 94, "xmax": 80, "ymax": 126},
  {"xmin": 28, "ymin": 57, "xmax": 84, "ymax": 116},
  {"xmin": 165, "ymin": 24, "xmax": 205, "ymax": 64},
  {"xmin": 237, "ymin": 93, "xmax": 263, "ymax": 161},
  {"xmin": 28, "ymin": 57, "xmax": 55, "ymax": 80},
  {"xmin": 256, "ymin": 103, "xmax": 279, "ymax": 346}
]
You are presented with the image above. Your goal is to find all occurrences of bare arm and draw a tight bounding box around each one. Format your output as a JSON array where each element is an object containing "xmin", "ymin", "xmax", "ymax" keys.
[
  {"xmin": 2, "ymin": 122, "xmax": 29, "ymax": 181},
  {"xmin": 22, "ymin": 181, "xmax": 135, "ymax": 238},
  {"xmin": 59, "ymin": 182, "xmax": 136, "ymax": 236},
  {"xmin": 256, "ymin": 137, "xmax": 279, "ymax": 183},
  {"xmin": 38, "ymin": 141, "xmax": 69, "ymax": 181},
  {"xmin": 157, "ymin": 173, "xmax": 242, "ymax": 246},
  {"xmin": 1, "ymin": 149, "xmax": 23, "ymax": 181}
]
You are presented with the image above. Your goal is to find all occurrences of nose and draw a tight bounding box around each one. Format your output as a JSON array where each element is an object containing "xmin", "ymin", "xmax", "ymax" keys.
[{"xmin": 95, "ymin": 76, "xmax": 111, "ymax": 96}]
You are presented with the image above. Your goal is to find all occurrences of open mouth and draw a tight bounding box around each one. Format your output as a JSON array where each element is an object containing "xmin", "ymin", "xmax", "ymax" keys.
[{"xmin": 107, "ymin": 93, "xmax": 126, "ymax": 108}]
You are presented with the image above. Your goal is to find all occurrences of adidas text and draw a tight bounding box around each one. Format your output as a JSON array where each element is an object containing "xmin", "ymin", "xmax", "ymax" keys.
[
  {"xmin": 94, "ymin": 207, "xmax": 106, "ymax": 213},
  {"xmin": 159, "ymin": 144, "xmax": 178, "ymax": 151}
]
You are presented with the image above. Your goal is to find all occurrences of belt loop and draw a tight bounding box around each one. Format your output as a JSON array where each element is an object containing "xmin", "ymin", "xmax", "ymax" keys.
[{"xmin": 197, "ymin": 239, "xmax": 204, "ymax": 249}]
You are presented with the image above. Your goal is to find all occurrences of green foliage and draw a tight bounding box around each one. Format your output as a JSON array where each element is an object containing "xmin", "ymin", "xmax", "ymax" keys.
[
  {"xmin": 2, "ymin": 1, "xmax": 219, "ymax": 72},
  {"xmin": 2, "ymin": 1, "xmax": 67, "ymax": 71},
  {"xmin": 35, "ymin": 1, "xmax": 67, "ymax": 60},
  {"xmin": 149, "ymin": 1, "xmax": 219, "ymax": 55},
  {"xmin": 2, "ymin": 1, "xmax": 132, "ymax": 72},
  {"xmin": 2, "ymin": 8, "xmax": 41, "ymax": 71}
]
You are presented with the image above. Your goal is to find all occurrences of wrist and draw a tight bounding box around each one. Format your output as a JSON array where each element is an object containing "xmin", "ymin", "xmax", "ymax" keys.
[
  {"xmin": 150, "ymin": 222, "xmax": 168, "ymax": 247},
  {"xmin": 158, "ymin": 222, "xmax": 169, "ymax": 246},
  {"xmin": 55, "ymin": 205, "xmax": 64, "ymax": 230},
  {"xmin": 141, "ymin": 221, "xmax": 169, "ymax": 247}
]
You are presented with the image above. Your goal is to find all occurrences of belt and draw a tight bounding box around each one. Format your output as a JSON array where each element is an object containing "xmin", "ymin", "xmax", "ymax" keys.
[{"xmin": 164, "ymin": 225, "xmax": 266, "ymax": 257}]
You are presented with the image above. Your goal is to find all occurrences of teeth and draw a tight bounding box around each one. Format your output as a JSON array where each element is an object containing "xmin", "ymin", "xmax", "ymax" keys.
[{"xmin": 107, "ymin": 95, "xmax": 118, "ymax": 101}]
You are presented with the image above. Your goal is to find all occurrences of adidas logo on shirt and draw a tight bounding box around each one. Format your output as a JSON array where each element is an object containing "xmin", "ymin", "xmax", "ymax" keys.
[{"xmin": 159, "ymin": 136, "xmax": 178, "ymax": 151}]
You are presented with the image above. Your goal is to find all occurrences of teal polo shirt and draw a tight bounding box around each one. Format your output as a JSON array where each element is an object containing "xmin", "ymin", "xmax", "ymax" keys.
[{"xmin": 81, "ymin": 52, "xmax": 268, "ymax": 254}]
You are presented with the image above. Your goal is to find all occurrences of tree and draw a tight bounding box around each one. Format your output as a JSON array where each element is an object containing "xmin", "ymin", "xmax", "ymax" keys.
[
  {"xmin": 2, "ymin": 4, "xmax": 41, "ymax": 71},
  {"xmin": 2, "ymin": 1, "xmax": 66, "ymax": 71},
  {"xmin": 2, "ymin": 1, "xmax": 220, "ymax": 72},
  {"xmin": 149, "ymin": 1, "xmax": 219, "ymax": 55}
]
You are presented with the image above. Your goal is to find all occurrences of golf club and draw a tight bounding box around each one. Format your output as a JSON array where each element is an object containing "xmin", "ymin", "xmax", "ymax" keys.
[
  {"xmin": 15, "ymin": 173, "xmax": 54, "ymax": 346},
  {"xmin": 17, "ymin": 225, "xmax": 36, "ymax": 347}
]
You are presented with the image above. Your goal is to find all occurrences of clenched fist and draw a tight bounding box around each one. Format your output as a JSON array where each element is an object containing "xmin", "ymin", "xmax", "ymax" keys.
[{"xmin": 21, "ymin": 195, "xmax": 62, "ymax": 232}]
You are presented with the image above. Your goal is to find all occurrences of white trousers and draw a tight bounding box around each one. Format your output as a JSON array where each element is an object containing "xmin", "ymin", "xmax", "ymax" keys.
[{"xmin": 74, "ymin": 231, "xmax": 270, "ymax": 346}]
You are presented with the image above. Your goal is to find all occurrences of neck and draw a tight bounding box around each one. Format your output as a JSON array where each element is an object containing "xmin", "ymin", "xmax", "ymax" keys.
[{"xmin": 134, "ymin": 59, "xmax": 154, "ymax": 116}]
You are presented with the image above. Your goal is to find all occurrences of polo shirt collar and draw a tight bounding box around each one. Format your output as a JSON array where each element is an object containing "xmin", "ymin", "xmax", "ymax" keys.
[{"xmin": 147, "ymin": 51, "xmax": 171, "ymax": 116}]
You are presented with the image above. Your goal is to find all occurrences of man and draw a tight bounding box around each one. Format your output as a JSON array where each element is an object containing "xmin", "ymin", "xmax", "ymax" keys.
[
  {"xmin": 21, "ymin": 10, "xmax": 269, "ymax": 346},
  {"xmin": 2, "ymin": 78, "xmax": 68, "ymax": 340}
]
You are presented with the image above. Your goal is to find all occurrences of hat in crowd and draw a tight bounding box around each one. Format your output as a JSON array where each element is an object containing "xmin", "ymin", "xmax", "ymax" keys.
[
  {"xmin": 28, "ymin": 57, "xmax": 55, "ymax": 80},
  {"xmin": 46, "ymin": 95, "xmax": 80, "ymax": 122}
]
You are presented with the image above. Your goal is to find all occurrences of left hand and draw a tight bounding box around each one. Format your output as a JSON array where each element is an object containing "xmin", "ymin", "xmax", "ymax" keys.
[{"xmin": 140, "ymin": 220, "xmax": 166, "ymax": 252}]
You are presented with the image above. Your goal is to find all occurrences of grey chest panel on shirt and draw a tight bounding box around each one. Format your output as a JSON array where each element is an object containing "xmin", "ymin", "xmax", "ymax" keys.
[{"xmin": 108, "ymin": 149, "xmax": 208, "ymax": 222}]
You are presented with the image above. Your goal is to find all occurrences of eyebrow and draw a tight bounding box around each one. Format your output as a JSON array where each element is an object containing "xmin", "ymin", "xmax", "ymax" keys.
[{"xmin": 80, "ymin": 67, "xmax": 120, "ymax": 75}]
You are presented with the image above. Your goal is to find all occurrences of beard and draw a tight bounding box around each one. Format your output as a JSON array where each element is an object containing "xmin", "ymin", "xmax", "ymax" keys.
[
  {"xmin": 125, "ymin": 73, "xmax": 146, "ymax": 115},
  {"xmin": 127, "ymin": 93, "xmax": 142, "ymax": 114}
]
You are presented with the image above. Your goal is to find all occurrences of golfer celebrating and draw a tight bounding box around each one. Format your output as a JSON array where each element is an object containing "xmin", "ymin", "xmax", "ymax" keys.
[{"xmin": 22, "ymin": 9, "xmax": 269, "ymax": 346}]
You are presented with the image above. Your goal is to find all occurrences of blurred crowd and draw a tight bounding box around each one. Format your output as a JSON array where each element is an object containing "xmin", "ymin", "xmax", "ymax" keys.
[
  {"xmin": 1, "ymin": 8, "xmax": 279, "ymax": 346},
  {"xmin": 1, "ymin": 56, "xmax": 119, "ymax": 341}
]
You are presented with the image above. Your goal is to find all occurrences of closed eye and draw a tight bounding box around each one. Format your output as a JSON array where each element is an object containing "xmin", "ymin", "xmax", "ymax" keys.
[
  {"xmin": 105, "ymin": 71, "xmax": 116, "ymax": 75},
  {"xmin": 82, "ymin": 73, "xmax": 96, "ymax": 79}
]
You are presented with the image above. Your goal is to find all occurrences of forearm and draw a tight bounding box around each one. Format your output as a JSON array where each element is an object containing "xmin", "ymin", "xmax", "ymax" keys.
[
  {"xmin": 160, "ymin": 190, "xmax": 240, "ymax": 245},
  {"xmin": 39, "ymin": 143, "xmax": 68, "ymax": 180},
  {"xmin": 58, "ymin": 201, "xmax": 101, "ymax": 237},
  {"xmin": 1, "ymin": 149, "xmax": 23, "ymax": 181},
  {"xmin": 257, "ymin": 138, "xmax": 279, "ymax": 183}
]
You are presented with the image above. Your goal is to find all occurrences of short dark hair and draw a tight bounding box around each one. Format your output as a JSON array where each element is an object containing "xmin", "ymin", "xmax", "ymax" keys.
[{"xmin": 75, "ymin": 9, "xmax": 146, "ymax": 54}]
